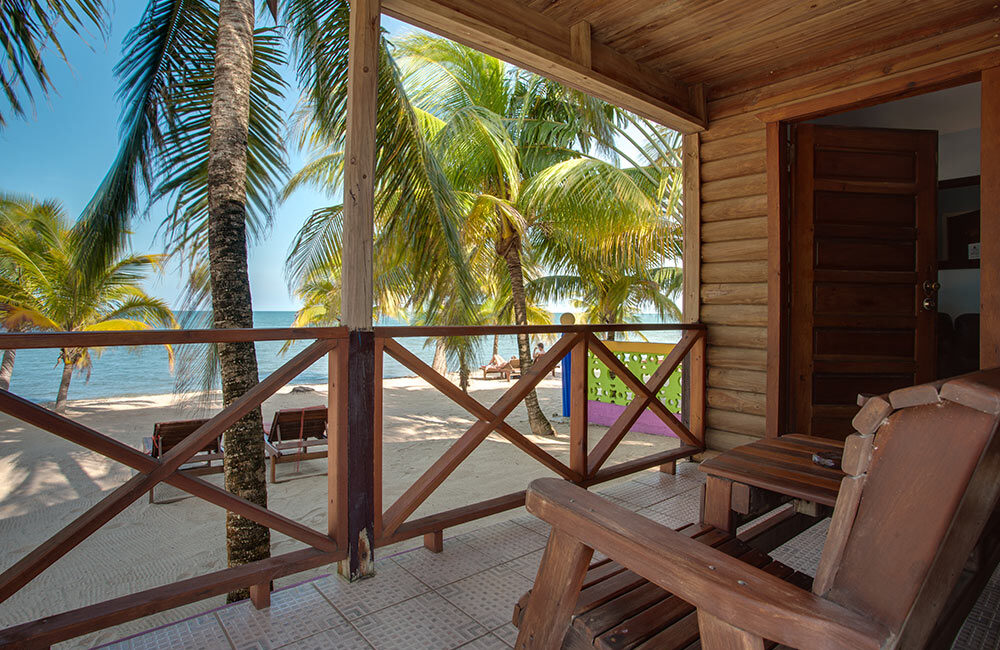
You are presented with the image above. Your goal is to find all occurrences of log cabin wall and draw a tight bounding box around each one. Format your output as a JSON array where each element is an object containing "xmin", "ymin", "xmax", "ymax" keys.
[
  {"xmin": 688, "ymin": 22, "xmax": 1000, "ymax": 450},
  {"xmin": 694, "ymin": 115, "xmax": 769, "ymax": 451}
]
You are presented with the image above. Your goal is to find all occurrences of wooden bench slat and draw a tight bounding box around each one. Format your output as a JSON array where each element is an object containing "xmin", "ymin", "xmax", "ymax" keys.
[
  {"xmin": 593, "ymin": 545, "xmax": 778, "ymax": 649},
  {"xmin": 630, "ymin": 610, "xmax": 699, "ymax": 650},
  {"xmin": 576, "ymin": 525, "xmax": 720, "ymax": 637},
  {"xmin": 544, "ymin": 529, "xmax": 803, "ymax": 650}
]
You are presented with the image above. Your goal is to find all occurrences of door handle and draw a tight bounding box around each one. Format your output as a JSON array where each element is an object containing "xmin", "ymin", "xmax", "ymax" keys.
[{"xmin": 922, "ymin": 297, "xmax": 937, "ymax": 311}]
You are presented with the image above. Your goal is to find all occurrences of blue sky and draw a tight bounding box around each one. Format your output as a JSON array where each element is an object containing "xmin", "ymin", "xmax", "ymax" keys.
[{"xmin": 0, "ymin": 5, "xmax": 415, "ymax": 311}]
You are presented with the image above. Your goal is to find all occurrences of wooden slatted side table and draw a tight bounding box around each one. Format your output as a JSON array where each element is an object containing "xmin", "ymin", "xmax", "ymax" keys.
[{"xmin": 698, "ymin": 434, "xmax": 846, "ymax": 541}]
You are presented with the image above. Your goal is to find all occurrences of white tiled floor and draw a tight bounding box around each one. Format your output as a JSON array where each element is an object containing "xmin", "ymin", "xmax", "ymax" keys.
[{"xmin": 97, "ymin": 463, "xmax": 1000, "ymax": 649}]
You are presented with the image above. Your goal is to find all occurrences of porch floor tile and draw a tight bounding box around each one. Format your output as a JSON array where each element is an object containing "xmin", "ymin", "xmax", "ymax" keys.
[{"xmin": 97, "ymin": 468, "xmax": 1000, "ymax": 650}]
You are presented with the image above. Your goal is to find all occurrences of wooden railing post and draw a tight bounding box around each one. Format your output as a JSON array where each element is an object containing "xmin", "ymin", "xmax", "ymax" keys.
[
  {"xmin": 690, "ymin": 331, "xmax": 707, "ymax": 448},
  {"xmin": 329, "ymin": 341, "xmax": 349, "ymax": 551},
  {"xmin": 570, "ymin": 334, "xmax": 589, "ymax": 479},
  {"xmin": 339, "ymin": 332, "xmax": 376, "ymax": 581}
]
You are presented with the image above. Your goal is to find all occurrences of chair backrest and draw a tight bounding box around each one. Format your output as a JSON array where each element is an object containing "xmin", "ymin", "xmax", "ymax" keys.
[
  {"xmin": 268, "ymin": 406, "xmax": 327, "ymax": 443},
  {"xmin": 151, "ymin": 419, "xmax": 217, "ymax": 457},
  {"xmin": 814, "ymin": 369, "xmax": 1000, "ymax": 645}
]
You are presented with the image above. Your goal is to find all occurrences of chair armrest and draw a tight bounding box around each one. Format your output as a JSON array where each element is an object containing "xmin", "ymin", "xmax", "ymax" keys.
[
  {"xmin": 263, "ymin": 438, "xmax": 281, "ymax": 458},
  {"xmin": 525, "ymin": 478, "xmax": 889, "ymax": 650}
]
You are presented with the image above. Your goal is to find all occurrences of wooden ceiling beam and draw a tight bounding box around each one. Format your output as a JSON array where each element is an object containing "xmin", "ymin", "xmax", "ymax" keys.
[{"xmin": 382, "ymin": 0, "xmax": 707, "ymax": 132}]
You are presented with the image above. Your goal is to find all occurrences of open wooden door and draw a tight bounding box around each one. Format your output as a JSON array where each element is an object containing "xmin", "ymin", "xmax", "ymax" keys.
[{"xmin": 789, "ymin": 125, "xmax": 938, "ymax": 439}]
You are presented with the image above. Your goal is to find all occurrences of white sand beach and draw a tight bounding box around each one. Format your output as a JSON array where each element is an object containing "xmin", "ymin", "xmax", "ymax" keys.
[{"xmin": 0, "ymin": 375, "xmax": 681, "ymax": 648}]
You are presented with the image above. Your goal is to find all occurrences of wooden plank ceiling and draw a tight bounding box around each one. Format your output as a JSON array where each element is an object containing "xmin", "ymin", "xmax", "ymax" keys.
[{"xmin": 385, "ymin": 0, "xmax": 999, "ymax": 131}]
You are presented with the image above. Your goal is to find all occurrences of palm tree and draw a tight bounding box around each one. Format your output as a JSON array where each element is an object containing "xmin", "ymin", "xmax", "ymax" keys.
[
  {"xmin": 0, "ymin": 1, "xmax": 108, "ymax": 127},
  {"xmin": 0, "ymin": 192, "xmax": 60, "ymax": 389},
  {"xmin": 0, "ymin": 195, "xmax": 176, "ymax": 410},
  {"xmin": 529, "ymin": 266, "xmax": 682, "ymax": 338},
  {"xmin": 78, "ymin": 0, "xmax": 288, "ymax": 600},
  {"xmin": 204, "ymin": 0, "xmax": 271, "ymax": 596},
  {"xmin": 522, "ymin": 124, "xmax": 686, "ymax": 338},
  {"xmin": 393, "ymin": 36, "xmax": 660, "ymax": 434}
]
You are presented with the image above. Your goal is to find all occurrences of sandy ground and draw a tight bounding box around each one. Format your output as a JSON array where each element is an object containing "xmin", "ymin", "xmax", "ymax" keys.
[{"xmin": 0, "ymin": 374, "xmax": 681, "ymax": 648}]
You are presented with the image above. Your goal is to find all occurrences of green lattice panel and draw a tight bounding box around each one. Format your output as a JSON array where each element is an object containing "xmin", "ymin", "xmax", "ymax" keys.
[{"xmin": 587, "ymin": 344, "xmax": 683, "ymax": 412}]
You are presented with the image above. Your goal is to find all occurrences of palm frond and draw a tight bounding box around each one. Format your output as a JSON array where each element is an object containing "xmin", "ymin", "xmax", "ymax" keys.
[{"xmin": 0, "ymin": 0, "xmax": 108, "ymax": 127}]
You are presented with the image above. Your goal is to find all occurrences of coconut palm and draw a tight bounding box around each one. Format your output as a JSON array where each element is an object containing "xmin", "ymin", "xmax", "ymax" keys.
[
  {"xmin": 78, "ymin": 0, "xmax": 288, "ymax": 599},
  {"xmin": 522, "ymin": 124, "xmax": 686, "ymax": 338},
  {"xmin": 0, "ymin": 192, "xmax": 61, "ymax": 389},
  {"xmin": 0, "ymin": 195, "xmax": 176, "ymax": 410},
  {"xmin": 394, "ymin": 36, "xmax": 671, "ymax": 434},
  {"xmin": 529, "ymin": 266, "xmax": 683, "ymax": 338},
  {"xmin": 0, "ymin": 1, "xmax": 108, "ymax": 127},
  {"xmin": 204, "ymin": 0, "xmax": 272, "ymax": 592}
]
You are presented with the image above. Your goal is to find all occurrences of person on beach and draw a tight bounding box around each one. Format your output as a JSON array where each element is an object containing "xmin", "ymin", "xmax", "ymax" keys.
[{"xmin": 533, "ymin": 342, "xmax": 545, "ymax": 361}]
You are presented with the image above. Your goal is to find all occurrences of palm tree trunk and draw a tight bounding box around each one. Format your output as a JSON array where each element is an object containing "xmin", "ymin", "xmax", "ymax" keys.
[
  {"xmin": 492, "ymin": 334, "xmax": 499, "ymax": 357},
  {"xmin": 0, "ymin": 349, "xmax": 15, "ymax": 391},
  {"xmin": 459, "ymin": 361, "xmax": 470, "ymax": 393},
  {"xmin": 432, "ymin": 338, "xmax": 448, "ymax": 375},
  {"xmin": 209, "ymin": 0, "xmax": 269, "ymax": 603},
  {"xmin": 498, "ymin": 236, "xmax": 554, "ymax": 436},
  {"xmin": 55, "ymin": 356, "xmax": 72, "ymax": 412}
]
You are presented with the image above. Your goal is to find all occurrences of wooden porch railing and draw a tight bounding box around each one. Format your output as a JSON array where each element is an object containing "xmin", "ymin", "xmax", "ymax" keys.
[
  {"xmin": 0, "ymin": 328, "xmax": 349, "ymax": 648},
  {"xmin": 371, "ymin": 323, "xmax": 707, "ymax": 548},
  {"xmin": 0, "ymin": 322, "xmax": 706, "ymax": 647}
]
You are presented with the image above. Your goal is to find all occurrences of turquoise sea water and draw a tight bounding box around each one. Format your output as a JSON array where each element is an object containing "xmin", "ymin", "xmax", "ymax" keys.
[{"xmin": 1, "ymin": 312, "xmax": 680, "ymax": 403}]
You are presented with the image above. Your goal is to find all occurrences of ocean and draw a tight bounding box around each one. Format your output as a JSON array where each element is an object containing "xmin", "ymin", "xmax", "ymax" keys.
[{"xmin": 2, "ymin": 312, "xmax": 681, "ymax": 403}]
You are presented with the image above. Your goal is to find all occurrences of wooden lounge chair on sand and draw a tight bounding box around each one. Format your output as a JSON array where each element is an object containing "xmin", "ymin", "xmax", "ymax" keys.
[
  {"xmin": 481, "ymin": 356, "xmax": 513, "ymax": 380},
  {"xmin": 264, "ymin": 405, "xmax": 328, "ymax": 483},
  {"xmin": 513, "ymin": 369, "xmax": 1000, "ymax": 649},
  {"xmin": 144, "ymin": 419, "xmax": 221, "ymax": 504}
]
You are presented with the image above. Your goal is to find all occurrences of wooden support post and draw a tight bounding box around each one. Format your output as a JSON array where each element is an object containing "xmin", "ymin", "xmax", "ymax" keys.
[
  {"xmin": 702, "ymin": 475, "xmax": 736, "ymax": 533},
  {"xmin": 659, "ymin": 460, "xmax": 676, "ymax": 474},
  {"xmin": 570, "ymin": 335, "xmax": 588, "ymax": 478},
  {"xmin": 698, "ymin": 609, "xmax": 766, "ymax": 650},
  {"xmin": 514, "ymin": 529, "xmax": 593, "ymax": 649},
  {"xmin": 982, "ymin": 68, "xmax": 1000, "ymax": 369},
  {"xmin": 249, "ymin": 582, "xmax": 271, "ymax": 610},
  {"xmin": 339, "ymin": 0, "xmax": 380, "ymax": 581},
  {"xmin": 766, "ymin": 121, "xmax": 790, "ymax": 437},
  {"xmin": 423, "ymin": 530, "xmax": 443, "ymax": 553},
  {"xmin": 682, "ymin": 134, "xmax": 701, "ymax": 325}
]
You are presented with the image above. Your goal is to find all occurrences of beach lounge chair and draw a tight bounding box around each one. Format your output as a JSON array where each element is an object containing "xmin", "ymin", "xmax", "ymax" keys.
[
  {"xmin": 143, "ymin": 418, "xmax": 222, "ymax": 503},
  {"xmin": 509, "ymin": 356, "xmax": 521, "ymax": 380},
  {"xmin": 264, "ymin": 405, "xmax": 328, "ymax": 483},
  {"xmin": 513, "ymin": 369, "xmax": 1000, "ymax": 649},
  {"xmin": 480, "ymin": 359, "xmax": 512, "ymax": 380}
]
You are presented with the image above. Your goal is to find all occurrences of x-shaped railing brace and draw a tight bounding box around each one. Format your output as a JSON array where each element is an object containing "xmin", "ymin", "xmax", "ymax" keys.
[
  {"xmin": 0, "ymin": 339, "xmax": 338, "ymax": 605},
  {"xmin": 379, "ymin": 333, "xmax": 581, "ymax": 538}
]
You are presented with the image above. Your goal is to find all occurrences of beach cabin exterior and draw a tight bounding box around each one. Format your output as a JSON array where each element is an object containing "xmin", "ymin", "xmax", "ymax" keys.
[{"xmin": 1, "ymin": 1, "xmax": 999, "ymax": 646}]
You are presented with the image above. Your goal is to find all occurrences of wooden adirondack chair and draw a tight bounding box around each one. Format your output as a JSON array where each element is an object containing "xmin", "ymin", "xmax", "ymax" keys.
[{"xmin": 513, "ymin": 369, "xmax": 1000, "ymax": 649}]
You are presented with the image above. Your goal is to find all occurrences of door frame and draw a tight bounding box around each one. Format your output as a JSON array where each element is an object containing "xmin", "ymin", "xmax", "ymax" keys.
[{"xmin": 762, "ymin": 65, "xmax": 998, "ymax": 438}]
